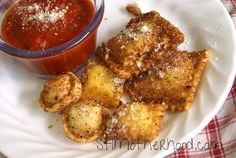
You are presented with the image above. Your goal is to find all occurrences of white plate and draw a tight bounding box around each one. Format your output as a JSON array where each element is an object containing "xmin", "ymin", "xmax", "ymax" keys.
[{"xmin": 0, "ymin": 0, "xmax": 236, "ymax": 158}]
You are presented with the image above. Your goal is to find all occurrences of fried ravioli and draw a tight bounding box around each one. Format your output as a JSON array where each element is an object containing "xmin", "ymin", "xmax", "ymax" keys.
[
  {"xmin": 63, "ymin": 100, "xmax": 109, "ymax": 143},
  {"xmin": 126, "ymin": 3, "xmax": 142, "ymax": 16},
  {"xmin": 96, "ymin": 11, "xmax": 184, "ymax": 79},
  {"xmin": 39, "ymin": 72, "xmax": 82, "ymax": 112},
  {"xmin": 125, "ymin": 49, "xmax": 209, "ymax": 112},
  {"xmin": 104, "ymin": 102, "xmax": 167, "ymax": 142},
  {"xmin": 80, "ymin": 60, "xmax": 124, "ymax": 108}
]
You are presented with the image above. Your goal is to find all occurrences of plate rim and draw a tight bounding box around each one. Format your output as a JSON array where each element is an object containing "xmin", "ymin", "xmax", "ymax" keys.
[{"xmin": 153, "ymin": 0, "xmax": 236, "ymax": 157}]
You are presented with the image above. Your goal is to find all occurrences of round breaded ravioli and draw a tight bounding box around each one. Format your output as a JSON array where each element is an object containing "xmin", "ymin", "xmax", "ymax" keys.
[
  {"xmin": 104, "ymin": 102, "xmax": 167, "ymax": 142},
  {"xmin": 39, "ymin": 72, "xmax": 82, "ymax": 112},
  {"xmin": 62, "ymin": 100, "xmax": 109, "ymax": 143}
]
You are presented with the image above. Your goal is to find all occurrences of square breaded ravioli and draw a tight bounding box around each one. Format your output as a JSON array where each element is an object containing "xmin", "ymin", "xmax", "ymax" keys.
[
  {"xmin": 125, "ymin": 49, "xmax": 209, "ymax": 112},
  {"xmin": 80, "ymin": 60, "xmax": 124, "ymax": 108},
  {"xmin": 96, "ymin": 11, "xmax": 184, "ymax": 79},
  {"xmin": 104, "ymin": 102, "xmax": 167, "ymax": 142}
]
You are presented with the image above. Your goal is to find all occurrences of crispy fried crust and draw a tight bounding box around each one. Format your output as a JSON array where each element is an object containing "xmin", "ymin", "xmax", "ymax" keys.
[
  {"xmin": 125, "ymin": 50, "xmax": 209, "ymax": 112},
  {"xmin": 103, "ymin": 102, "xmax": 167, "ymax": 142},
  {"xmin": 96, "ymin": 11, "xmax": 184, "ymax": 79},
  {"xmin": 80, "ymin": 60, "xmax": 124, "ymax": 108},
  {"xmin": 62, "ymin": 100, "xmax": 109, "ymax": 143},
  {"xmin": 39, "ymin": 72, "xmax": 82, "ymax": 112},
  {"xmin": 126, "ymin": 4, "xmax": 142, "ymax": 16}
]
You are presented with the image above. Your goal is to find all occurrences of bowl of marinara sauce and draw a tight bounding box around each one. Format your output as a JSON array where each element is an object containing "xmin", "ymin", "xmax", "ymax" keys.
[{"xmin": 0, "ymin": 0, "xmax": 104, "ymax": 77}]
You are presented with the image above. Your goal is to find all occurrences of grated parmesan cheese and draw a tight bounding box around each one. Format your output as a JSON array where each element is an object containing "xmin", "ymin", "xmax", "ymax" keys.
[
  {"xmin": 158, "ymin": 71, "xmax": 165, "ymax": 79},
  {"xmin": 121, "ymin": 45, "xmax": 125, "ymax": 49},
  {"xmin": 17, "ymin": 2, "xmax": 69, "ymax": 31},
  {"xmin": 113, "ymin": 78, "xmax": 125, "ymax": 84},
  {"xmin": 105, "ymin": 47, "xmax": 111, "ymax": 53},
  {"xmin": 105, "ymin": 53, "xmax": 109, "ymax": 60},
  {"xmin": 154, "ymin": 43, "xmax": 161, "ymax": 52},
  {"xmin": 140, "ymin": 25, "xmax": 149, "ymax": 33},
  {"xmin": 136, "ymin": 61, "xmax": 142, "ymax": 68}
]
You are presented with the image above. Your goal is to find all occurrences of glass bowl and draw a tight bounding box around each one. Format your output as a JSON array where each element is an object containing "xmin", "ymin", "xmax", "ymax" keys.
[{"xmin": 0, "ymin": 0, "xmax": 104, "ymax": 78}]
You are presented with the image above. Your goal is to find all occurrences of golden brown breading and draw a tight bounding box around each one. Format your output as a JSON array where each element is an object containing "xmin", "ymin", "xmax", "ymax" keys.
[
  {"xmin": 39, "ymin": 72, "xmax": 82, "ymax": 112},
  {"xmin": 96, "ymin": 11, "xmax": 184, "ymax": 79},
  {"xmin": 103, "ymin": 102, "xmax": 167, "ymax": 142},
  {"xmin": 62, "ymin": 100, "xmax": 109, "ymax": 143},
  {"xmin": 126, "ymin": 4, "xmax": 142, "ymax": 16},
  {"xmin": 80, "ymin": 60, "xmax": 124, "ymax": 108},
  {"xmin": 125, "ymin": 49, "xmax": 209, "ymax": 112}
]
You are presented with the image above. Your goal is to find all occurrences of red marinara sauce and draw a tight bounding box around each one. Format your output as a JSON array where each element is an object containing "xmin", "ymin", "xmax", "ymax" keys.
[
  {"xmin": 1, "ymin": 0, "xmax": 97, "ymax": 75},
  {"xmin": 2, "ymin": 0, "xmax": 95, "ymax": 50}
]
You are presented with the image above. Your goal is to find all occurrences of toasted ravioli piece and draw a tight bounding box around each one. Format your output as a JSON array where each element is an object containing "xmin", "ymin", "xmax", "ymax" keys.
[
  {"xmin": 96, "ymin": 11, "xmax": 184, "ymax": 79},
  {"xmin": 80, "ymin": 60, "xmax": 124, "ymax": 108},
  {"xmin": 39, "ymin": 72, "xmax": 82, "ymax": 112},
  {"xmin": 125, "ymin": 50, "xmax": 209, "ymax": 112},
  {"xmin": 62, "ymin": 100, "xmax": 109, "ymax": 143},
  {"xmin": 104, "ymin": 102, "xmax": 167, "ymax": 142}
]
